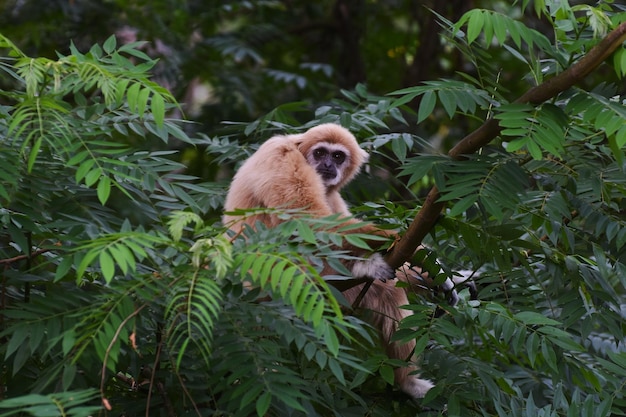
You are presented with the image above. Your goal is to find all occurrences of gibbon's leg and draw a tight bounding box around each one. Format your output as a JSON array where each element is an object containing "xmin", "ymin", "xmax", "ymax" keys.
[{"xmin": 342, "ymin": 281, "xmax": 434, "ymax": 399}]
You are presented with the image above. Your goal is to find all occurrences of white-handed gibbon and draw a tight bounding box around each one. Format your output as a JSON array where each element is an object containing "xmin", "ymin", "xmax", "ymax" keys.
[{"xmin": 223, "ymin": 123, "xmax": 435, "ymax": 398}]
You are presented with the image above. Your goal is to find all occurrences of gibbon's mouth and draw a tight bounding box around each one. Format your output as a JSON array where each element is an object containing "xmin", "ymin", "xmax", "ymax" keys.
[{"xmin": 319, "ymin": 170, "xmax": 337, "ymax": 181}]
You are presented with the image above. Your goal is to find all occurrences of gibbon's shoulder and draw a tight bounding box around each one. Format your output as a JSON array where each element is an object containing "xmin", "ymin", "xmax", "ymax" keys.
[
  {"xmin": 233, "ymin": 134, "xmax": 304, "ymax": 181},
  {"xmin": 244, "ymin": 134, "xmax": 304, "ymax": 166},
  {"xmin": 260, "ymin": 133, "xmax": 300, "ymax": 151}
]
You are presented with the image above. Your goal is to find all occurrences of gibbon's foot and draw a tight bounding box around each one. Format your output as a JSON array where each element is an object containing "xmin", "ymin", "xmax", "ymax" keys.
[
  {"xmin": 400, "ymin": 376, "xmax": 435, "ymax": 399},
  {"xmin": 351, "ymin": 253, "xmax": 395, "ymax": 282}
]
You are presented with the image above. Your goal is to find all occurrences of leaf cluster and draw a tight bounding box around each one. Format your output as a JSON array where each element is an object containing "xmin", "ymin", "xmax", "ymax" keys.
[
  {"xmin": 0, "ymin": 34, "xmax": 395, "ymax": 417},
  {"xmin": 2, "ymin": 1, "xmax": 626, "ymax": 417}
]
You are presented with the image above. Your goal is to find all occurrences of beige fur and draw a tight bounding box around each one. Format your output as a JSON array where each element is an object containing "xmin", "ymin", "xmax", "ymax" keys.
[{"xmin": 223, "ymin": 123, "xmax": 433, "ymax": 398}]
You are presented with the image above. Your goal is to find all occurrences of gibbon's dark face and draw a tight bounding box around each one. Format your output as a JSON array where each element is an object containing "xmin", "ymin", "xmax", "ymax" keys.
[{"xmin": 307, "ymin": 143, "xmax": 349, "ymax": 187}]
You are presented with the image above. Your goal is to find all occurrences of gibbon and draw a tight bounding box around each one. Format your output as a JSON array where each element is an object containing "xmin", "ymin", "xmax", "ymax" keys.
[
  {"xmin": 222, "ymin": 123, "xmax": 394, "ymax": 280},
  {"xmin": 223, "ymin": 123, "xmax": 434, "ymax": 398}
]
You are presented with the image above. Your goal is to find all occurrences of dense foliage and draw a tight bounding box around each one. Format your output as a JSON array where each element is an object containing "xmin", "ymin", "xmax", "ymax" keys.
[{"xmin": 1, "ymin": 1, "xmax": 626, "ymax": 416}]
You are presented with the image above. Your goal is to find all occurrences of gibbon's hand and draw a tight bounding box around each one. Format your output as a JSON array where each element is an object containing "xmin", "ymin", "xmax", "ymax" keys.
[
  {"xmin": 440, "ymin": 277, "xmax": 460, "ymax": 306},
  {"xmin": 441, "ymin": 270, "xmax": 481, "ymax": 306},
  {"xmin": 351, "ymin": 253, "xmax": 395, "ymax": 282}
]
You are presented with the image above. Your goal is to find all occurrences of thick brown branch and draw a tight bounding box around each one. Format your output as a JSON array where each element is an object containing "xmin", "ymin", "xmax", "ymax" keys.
[{"xmin": 385, "ymin": 21, "xmax": 626, "ymax": 269}]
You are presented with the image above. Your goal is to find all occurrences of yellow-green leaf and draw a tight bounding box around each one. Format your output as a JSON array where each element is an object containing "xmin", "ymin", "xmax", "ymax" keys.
[
  {"xmin": 97, "ymin": 176, "xmax": 111, "ymax": 205},
  {"xmin": 99, "ymin": 250, "xmax": 115, "ymax": 282},
  {"xmin": 151, "ymin": 92, "xmax": 165, "ymax": 128}
]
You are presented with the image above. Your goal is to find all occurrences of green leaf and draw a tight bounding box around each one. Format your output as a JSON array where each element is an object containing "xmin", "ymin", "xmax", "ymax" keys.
[
  {"xmin": 343, "ymin": 234, "xmax": 372, "ymax": 250},
  {"xmin": 54, "ymin": 256, "xmax": 74, "ymax": 282},
  {"xmin": 538, "ymin": 326, "xmax": 584, "ymax": 351},
  {"xmin": 97, "ymin": 175, "xmax": 111, "ymax": 205},
  {"xmin": 126, "ymin": 82, "xmax": 141, "ymax": 112},
  {"xmin": 390, "ymin": 135, "xmax": 407, "ymax": 161},
  {"xmin": 296, "ymin": 222, "xmax": 317, "ymax": 244},
  {"xmin": 151, "ymin": 92, "xmax": 165, "ymax": 128},
  {"xmin": 66, "ymin": 150, "xmax": 89, "ymax": 167},
  {"xmin": 448, "ymin": 194, "xmax": 477, "ymax": 216},
  {"xmin": 62, "ymin": 364, "xmax": 77, "ymax": 391},
  {"xmin": 12, "ymin": 344, "xmax": 30, "ymax": 375},
  {"xmin": 114, "ymin": 78, "xmax": 130, "ymax": 106},
  {"xmin": 328, "ymin": 357, "xmax": 345, "ymax": 384},
  {"xmin": 438, "ymin": 89, "xmax": 457, "ymax": 118},
  {"xmin": 615, "ymin": 125, "xmax": 626, "ymax": 148},
  {"xmin": 255, "ymin": 392, "xmax": 271, "ymax": 416},
  {"xmin": 526, "ymin": 138, "xmax": 543, "ymax": 160},
  {"xmin": 99, "ymin": 250, "xmax": 115, "ymax": 282},
  {"xmin": 84, "ymin": 167, "xmax": 102, "ymax": 187},
  {"xmin": 526, "ymin": 332, "xmax": 539, "ymax": 367},
  {"xmin": 514, "ymin": 311, "xmax": 560, "ymax": 326},
  {"xmin": 0, "ymin": 394, "xmax": 50, "ymax": 407},
  {"xmin": 467, "ymin": 10, "xmax": 484, "ymax": 44},
  {"xmin": 108, "ymin": 243, "xmax": 129, "ymax": 275},
  {"xmin": 379, "ymin": 364, "xmax": 395, "ymax": 385},
  {"xmin": 27, "ymin": 136, "xmax": 43, "ymax": 172},
  {"xmin": 62, "ymin": 329, "xmax": 77, "ymax": 356},
  {"xmin": 75, "ymin": 159, "xmax": 96, "ymax": 183},
  {"xmin": 323, "ymin": 327, "xmax": 340, "ymax": 357},
  {"xmin": 5, "ymin": 328, "xmax": 28, "ymax": 360},
  {"xmin": 417, "ymin": 90, "xmax": 436, "ymax": 124},
  {"xmin": 103, "ymin": 35, "xmax": 117, "ymax": 54},
  {"xmin": 492, "ymin": 12, "xmax": 508, "ymax": 45},
  {"xmin": 137, "ymin": 87, "xmax": 151, "ymax": 115}
]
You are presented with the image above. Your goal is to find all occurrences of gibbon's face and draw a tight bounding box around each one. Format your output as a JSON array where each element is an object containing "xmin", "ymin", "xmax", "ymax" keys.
[{"xmin": 306, "ymin": 142, "xmax": 350, "ymax": 187}]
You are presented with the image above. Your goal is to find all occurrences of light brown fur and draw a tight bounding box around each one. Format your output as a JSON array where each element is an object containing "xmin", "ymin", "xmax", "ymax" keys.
[{"xmin": 223, "ymin": 123, "xmax": 433, "ymax": 398}]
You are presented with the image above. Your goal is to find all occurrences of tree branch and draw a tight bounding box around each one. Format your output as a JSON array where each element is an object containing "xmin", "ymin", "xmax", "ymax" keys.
[
  {"xmin": 384, "ymin": 21, "xmax": 626, "ymax": 269},
  {"xmin": 0, "ymin": 248, "xmax": 51, "ymax": 265}
]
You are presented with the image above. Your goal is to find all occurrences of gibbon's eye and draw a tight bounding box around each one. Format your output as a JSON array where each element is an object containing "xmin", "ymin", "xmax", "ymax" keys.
[
  {"xmin": 313, "ymin": 148, "xmax": 328, "ymax": 160},
  {"xmin": 332, "ymin": 151, "xmax": 346, "ymax": 164}
]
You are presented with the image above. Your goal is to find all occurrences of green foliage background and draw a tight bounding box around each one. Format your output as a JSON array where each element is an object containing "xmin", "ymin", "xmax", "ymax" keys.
[{"xmin": 0, "ymin": 1, "xmax": 625, "ymax": 416}]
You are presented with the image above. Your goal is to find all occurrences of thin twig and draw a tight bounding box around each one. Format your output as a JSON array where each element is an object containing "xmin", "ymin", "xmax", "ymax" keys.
[
  {"xmin": 351, "ymin": 280, "xmax": 373, "ymax": 309},
  {"xmin": 0, "ymin": 248, "xmax": 51, "ymax": 265},
  {"xmin": 145, "ymin": 324, "xmax": 176, "ymax": 417},
  {"xmin": 100, "ymin": 305, "xmax": 146, "ymax": 409}
]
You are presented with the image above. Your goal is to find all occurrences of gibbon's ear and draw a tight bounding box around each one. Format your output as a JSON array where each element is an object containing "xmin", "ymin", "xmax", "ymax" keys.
[{"xmin": 294, "ymin": 123, "xmax": 369, "ymax": 188}]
